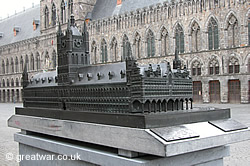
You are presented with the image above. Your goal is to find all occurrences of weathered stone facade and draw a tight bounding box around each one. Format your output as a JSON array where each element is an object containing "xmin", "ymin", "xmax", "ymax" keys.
[
  {"xmin": 0, "ymin": 0, "xmax": 249, "ymax": 103},
  {"xmin": 88, "ymin": 0, "xmax": 250, "ymax": 103}
]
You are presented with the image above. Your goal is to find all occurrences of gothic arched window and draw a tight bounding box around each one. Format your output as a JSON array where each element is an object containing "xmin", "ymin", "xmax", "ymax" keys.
[
  {"xmin": 11, "ymin": 58, "xmax": 14, "ymax": 73},
  {"xmin": 2, "ymin": 60, "xmax": 5, "ymax": 74},
  {"xmin": 228, "ymin": 57, "xmax": 240, "ymax": 74},
  {"xmin": 36, "ymin": 52, "xmax": 40, "ymax": 70},
  {"xmin": 208, "ymin": 17, "xmax": 219, "ymax": 50},
  {"xmin": 227, "ymin": 14, "xmax": 238, "ymax": 48},
  {"xmin": 69, "ymin": 0, "xmax": 73, "ymax": 15},
  {"xmin": 91, "ymin": 41, "xmax": 97, "ymax": 64},
  {"xmin": 61, "ymin": 0, "xmax": 66, "ymax": 24},
  {"xmin": 101, "ymin": 39, "xmax": 108, "ymax": 63},
  {"xmin": 110, "ymin": 37, "xmax": 118, "ymax": 61},
  {"xmin": 192, "ymin": 61, "xmax": 201, "ymax": 76},
  {"xmin": 45, "ymin": 51, "xmax": 50, "ymax": 68},
  {"xmin": 25, "ymin": 55, "xmax": 29, "ymax": 71},
  {"xmin": 147, "ymin": 30, "xmax": 155, "ymax": 57},
  {"xmin": 123, "ymin": 35, "xmax": 131, "ymax": 60},
  {"xmin": 20, "ymin": 56, "xmax": 24, "ymax": 72},
  {"xmin": 134, "ymin": 33, "xmax": 141, "ymax": 59},
  {"xmin": 44, "ymin": 6, "xmax": 49, "ymax": 28},
  {"xmin": 30, "ymin": 54, "xmax": 34, "ymax": 71},
  {"xmin": 209, "ymin": 59, "xmax": 219, "ymax": 75},
  {"xmin": 15, "ymin": 57, "xmax": 18, "ymax": 73},
  {"xmin": 6, "ymin": 59, "xmax": 9, "ymax": 74},
  {"xmin": 175, "ymin": 24, "xmax": 184, "ymax": 53},
  {"xmin": 2, "ymin": 79, "xmax": 5, "ymax": 87},
  {"xmin": 191, "ymin": 21, "xmax": 201, "ymax": 52},
  {"xmin": 52, "ymin": 3, "xmax": 57, "ymax": 26},
  {"xmin": 160, "ymin": 28, "xmax": 168, "ymax": 56},
  {"xmin": 11, "ymin": 79, "xmax": 14, "ymax": 87}
]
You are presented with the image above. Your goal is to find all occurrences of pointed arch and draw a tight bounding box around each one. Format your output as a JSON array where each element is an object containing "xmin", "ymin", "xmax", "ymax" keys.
[
  {"xmin": 52, "ymin": 3, "xmax": 57, "ymax": 26},
  {"xmin": 190, "ymin": 20, "xmax": 201, "ymax": 52},
  {"xmin": 44, "ymin": 6, "xmax": 49, "ymax": 28},
  {"xmin": 225, "ymin": 12, "xmax": 239, "ymax": 48},
  {"xmin": 110, "ymin": 37, "xmax": 118, "ymax": 62},
  {"xmin": 15, "ymin": 57, "xmax": 19, "ymax": 73},
  {"xmin": 61, "ymin": 0, "xmax": 66, "ymax": 24},
  {"xmin": 207, "ymin": 16, "xmax": 219, "ymax": 50},
  {"xmin": 174, "ymin": 23, "xmax": 184, "ymax": 53},
  {"xmin": 160, "ymin": 26, "xmax": 169, "ymax": 56},
  {"xmin": 146, "ymin": 29, "xmax": 155, "ymax": 57},
  {"xmin": 101, "ymin": 39, "xmax": 108, "ymax": 63},
  {"xmin": 122, "ymin": 34, "xmax": 132, "ymax": 60},
  {"xmin": 134, "ymin": 32, "xmax": 141, "ymax": 59},
  {"xmin": 228, "ymin": 56, "xmax": 240, "ymax": 74}
]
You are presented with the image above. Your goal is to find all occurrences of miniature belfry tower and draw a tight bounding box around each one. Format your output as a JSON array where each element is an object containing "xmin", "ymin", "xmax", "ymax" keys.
[{"xmin": 57, "ymin": 14, "xmax": 90, "ymax": 85}]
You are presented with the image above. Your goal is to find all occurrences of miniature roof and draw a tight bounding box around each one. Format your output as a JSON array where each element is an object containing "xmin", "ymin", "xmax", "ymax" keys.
[{"xmin": 0, "ymin": 5, "xmax": 40, "ymax": 47}]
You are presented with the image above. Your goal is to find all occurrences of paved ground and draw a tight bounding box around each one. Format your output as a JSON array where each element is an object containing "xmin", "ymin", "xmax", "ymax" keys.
[{"xmin": 0, "ymin": 103, "xmax": 249, "ymax": 166}]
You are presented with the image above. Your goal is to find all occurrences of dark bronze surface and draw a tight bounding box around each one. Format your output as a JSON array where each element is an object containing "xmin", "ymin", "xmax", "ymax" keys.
[{"xmin": 209, "ymin": 119, "xmax": 248, "ymax": 132}]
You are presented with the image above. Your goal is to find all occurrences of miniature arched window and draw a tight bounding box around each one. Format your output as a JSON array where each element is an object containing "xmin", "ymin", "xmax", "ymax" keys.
[
  {"xmin": 111, "ymin": 37, "xmax": 118, "ymax": 61},
  {"xmin": 209, "ymin": 59, "xmax": 219, "ymax": 75},
  {"xmin": 160, "ymin": 28, "xmax": 168, "ymax": 56},
  {"xmin": 228, "ymin": 57, "xmax": 240, "ymax": 74},
  {"xmin": 52, "ymin": 3, "xmax": 57, "ymax": 26},
  {"xmin": 20, "ymin": 56, "xmax": 24, "ymax": 72},
  {"xmin": 69, "ymin": 0, "xmax": 73, "ymax": 15},
  {"xmin": 11, "ymin": 78, "xmax": 14, "ymax": 87},
  {"xmin": 44, "ymin": 6, "xmax": 49, "ymax": 28},
  {"xmin": 7, "ymin": 79, "xmax": 10, "ymax": 87},
  {"xmin": 191, "ymin": 21, "xmax": 201, "ymax": 52},
  {"xmin": 175, "ymin": 24, "xmax": 184, "ymax": 53},
  {"xmin": 123, "ymin": 35, "xmax": 132, "ymax": 60},
  {"xmin": 61, "ymin": 0, "xmax": 66, "ymax": 24},
  {"xmin": 16, "ymin": 78, "xmax": 19, "ymax": 87},
  {"xmin": 208, "ymin": 17, "xmax": 219, "ymax": 50},
  {"xmin": 134, "ymin": 32, "xmax": 141, "ymax": 59},
  {"xmin": 30, "ymin": 54, "xmax": 34, "ymax": 71},
  {"xmin": 227, "ymin": 14, "xmax": 238, "ymax": 48},
  {"xmin": 25, "ymin": 55, "xmax": 29, "ymax": 71},
  {"xmin": 36, "ymin": 52, "xmax": 40, "ymax": 70},
  {"xmin": 101, "ymin": 39, "xmax": 108, "ymax": 63},
  {"xmin": 6, "ymin": 59, "xmax": 9, "ymax": 74},
  {"xmin": 192, "ymin": 61, "xmax": 201, "ymax": 76},
  {"xmin": 147, "ymin": 30, "xmax": 155, "ymax": 57},
  {"xmin": 11, "ymin": 58, "xmax": 14, "ymax": 73},
  {"xmin": 2, "ymin": 60, "xmax": 5, "ymax": 74},
  {"xmin": 15, "ymin": 57, "xmax": 18, "ymax": 73},
  {"xmin": 52, "ymin": 50, "xmax": 57, "ymax": 68},
  {"xmin": 2, "ymin": 79, "xmax": 5, "ymax": 87},
  {"xmin": 91, "ymin": 41, "xmax": 97, "ymax": 64}
]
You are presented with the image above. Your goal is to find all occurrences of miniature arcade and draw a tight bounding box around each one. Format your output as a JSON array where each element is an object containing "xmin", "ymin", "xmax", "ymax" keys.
[{"xmin": 8, "ymin": 15, "xmax": 250, "ymax": 166}]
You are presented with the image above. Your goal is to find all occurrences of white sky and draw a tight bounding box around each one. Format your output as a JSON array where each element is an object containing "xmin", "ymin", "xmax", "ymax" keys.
[{"xmin": 0, "ymin": 0, "xmax": 40, "ymax": 20}]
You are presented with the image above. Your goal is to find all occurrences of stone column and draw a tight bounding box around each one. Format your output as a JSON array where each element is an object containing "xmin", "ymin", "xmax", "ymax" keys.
[
  {"xmin": 220, "ymin": 78, "xmax": 228, "ymax": 103},
  {"xmin": 241, "ymin": 77, "xmax": 249, "ymax": 103},
  {"xmin": 202, "ymin": 79, "xmax": 209, "ymax": 103}
]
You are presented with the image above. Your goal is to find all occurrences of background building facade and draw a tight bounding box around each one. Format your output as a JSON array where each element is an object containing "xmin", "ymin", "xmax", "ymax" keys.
[{"xmin": 0, "ymin": 0, "xmax": 249, "ymax": 103}]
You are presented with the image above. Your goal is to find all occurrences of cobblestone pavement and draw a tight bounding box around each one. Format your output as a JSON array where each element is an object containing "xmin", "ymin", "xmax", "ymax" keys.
[{"xmin": 0, "ymin": 103, "xmax": 249, "ymax": 166}]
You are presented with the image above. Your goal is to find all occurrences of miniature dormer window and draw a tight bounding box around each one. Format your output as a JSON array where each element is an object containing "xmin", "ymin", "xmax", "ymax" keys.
[
  {"xmin": 35, "ymin": 78, "xmax": 40, "ymax": 84},
  {"xmin": 87, "ymin": 73, "xmax": 92, "ymax": 81},
  {"xmin": 0, "ymin": 32, "xmax": 3, "ymax": 38},
  {"xmin": 97, "ymin": 72, "xmax": 103, "ymax": 80},
  {"xmin": 33, "ymin": 19, "xmax": 40, "ymax": 31},
  {"xmin": 48, "ymin": 77, "xmax": 53, "ymax": 83},
  {"xmin": 108, "ymin": 71, "xmax": 115, "ymax": 80},
  {"xmin": 13, "ymin": 26, "xmax": 21, "ymax": 36},
  {"xmin": 78, "ymin": 73, "xmax": 84, "ymax": 81},
  {"xmin": 120, "ymin": 70, "xmax": 126, "ymax": 79}
]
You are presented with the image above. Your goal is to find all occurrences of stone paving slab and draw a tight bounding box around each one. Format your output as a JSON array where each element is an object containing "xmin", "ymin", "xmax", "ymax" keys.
[{"xmin": 1, "ymin": 103, "xmax": 250, "ymax": 166}]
